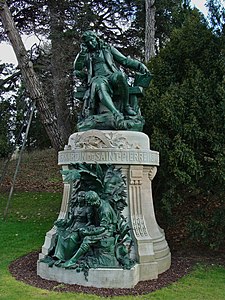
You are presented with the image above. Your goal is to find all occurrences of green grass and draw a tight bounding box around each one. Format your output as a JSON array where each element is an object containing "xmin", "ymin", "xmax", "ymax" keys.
[{"xmin": 0, "ymin": 192, "xmax": 225, "ymax": 300}]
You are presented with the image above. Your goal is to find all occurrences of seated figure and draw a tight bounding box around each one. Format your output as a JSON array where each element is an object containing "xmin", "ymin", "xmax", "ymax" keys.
[
  {"xmin": 74, "ymin": 30, "xmax": 152, "ymax": 131},
  {"xmin": 50, "ymin": 191, "xmax": 93, "ymax": 265},
  {"xmin": 40, "ymin": 165, "xmax": 135, "ymax": 271},
  {"xmin": 62, "ymin": 190, "xmax": 118, "ymax": 268}
]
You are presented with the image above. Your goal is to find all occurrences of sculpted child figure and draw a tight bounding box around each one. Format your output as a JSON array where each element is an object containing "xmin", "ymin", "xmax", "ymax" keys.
[{"xmin": 39, "ymin": 165, "xmax": 136, "ymax": 272}]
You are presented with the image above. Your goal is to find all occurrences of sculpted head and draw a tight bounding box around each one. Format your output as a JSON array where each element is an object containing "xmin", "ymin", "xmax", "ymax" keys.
[
  {"xmin": 85, "ymin": 190, "xmax": 101, "ymax": 207},
  {"xmin": 82, "ymin": 31, "xmax": 99, "ymax": 51},
  {"xmin": 104, "ymin": 175, "xmax": 121, "ymax": 194},
  {"xmin": 77, "ymin": 191, "xmax": 86, "ymax": 204}
]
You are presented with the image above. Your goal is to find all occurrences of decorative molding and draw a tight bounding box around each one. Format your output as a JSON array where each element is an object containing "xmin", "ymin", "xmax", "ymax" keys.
[
  {"xmin": 69, "ymin": 130, "xmax": 139, "ymax": 150},
  {"xmin": 132, "ymin": 215, "xmax": 149, "ymax": 238},
  {"xmin": 129, "ymin": 166, "xmax": 143, "ymax": 185},
  {"xmin": 148, "ymin": 167, "xmax": 157, "ymax": 181}
]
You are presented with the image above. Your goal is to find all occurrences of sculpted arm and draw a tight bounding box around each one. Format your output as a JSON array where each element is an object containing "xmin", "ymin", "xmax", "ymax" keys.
[
  {"xmin": 111, "ymin": 46, "xmax": 150, "ymax": 74},
  {"xmin": 86, "ymin": 207, "xmax": 93, "ymax": 226},
  {"xmin": 73, "ymin": 46, "xmax": 87, "ymax": 80}
]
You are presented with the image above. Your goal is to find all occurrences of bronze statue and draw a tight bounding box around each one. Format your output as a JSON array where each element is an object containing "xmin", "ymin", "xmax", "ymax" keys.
[
  {"xmin": 40, "ymin": 164, "xmax": 134, "ymax": 272},
  {"xmin": 62, "ymin": 190, "xmax": 118, "ymax": 268},
  {"xmin": 74, "ymin": 31, "xmax": 152, "ymax": 131},
  {"xmin": 48, "ymin": 191, "xmax": 93, "ymax": 265}
]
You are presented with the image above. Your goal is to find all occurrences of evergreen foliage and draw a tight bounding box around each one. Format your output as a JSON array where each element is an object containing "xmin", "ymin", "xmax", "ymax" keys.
[
  {"xmin": 0, "ymin": 62, "xmax": 51, "ymax": 156},
  {"xmin": 0, "ymin": 63, "xmax": 20, "ymax": 158},
  {"xmin": 126, "ymin": 0, "xmax": 192, "ymax": 58},
  {"xmin": 142, "ymin": 9, "xmax": 225, "ymax": 248}
]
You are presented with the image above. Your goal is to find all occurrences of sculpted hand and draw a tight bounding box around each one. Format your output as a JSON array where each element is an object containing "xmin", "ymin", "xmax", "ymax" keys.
[
  {"xmin": 139, "ymin": 63, "xmax": 150, "ymax": 74},
  {"xmin": 80, "ymin": 42, "xmax": 87, "ymax": 53},
  {"xmin": 54, "ymin": 219, "xmax": 67, "ymax": 228},
  {"xmin": 79, "ymin": 227, "xmax": 90, "ymax": 236}
]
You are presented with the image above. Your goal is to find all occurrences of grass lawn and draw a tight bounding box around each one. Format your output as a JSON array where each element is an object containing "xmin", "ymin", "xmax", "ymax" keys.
[{"xmin": 0, "ymin": 191, "xmax": 225, "ymax": 300}]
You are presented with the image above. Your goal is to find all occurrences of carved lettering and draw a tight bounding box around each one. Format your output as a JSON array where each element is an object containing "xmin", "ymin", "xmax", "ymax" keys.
[
  {"xmin": 95, "ymin": 152, "xmax": 100, "ymax": 160},
  {"xmin": 58, "ymin": 150, "xmax": 159, "ymax": 165},
  {"xmin": 143, "ymin": 153, "xmax": 147, "ymax": 162},
  {"xmin": 122, "ymin": 152, "xmax": 127, "ymax": 161},
  {"xmin": 108, "ymin": 152, "xmax": 114, "ymax": 161}
]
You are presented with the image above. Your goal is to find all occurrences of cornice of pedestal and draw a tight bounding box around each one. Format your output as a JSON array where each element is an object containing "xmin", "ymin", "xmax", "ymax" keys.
[{"xmin": 58, "ymin": 130, "xmax": 159, "ymax": 166}]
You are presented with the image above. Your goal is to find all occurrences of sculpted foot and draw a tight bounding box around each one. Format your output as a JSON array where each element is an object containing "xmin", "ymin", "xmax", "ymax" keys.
[
  {"xmin": 62, "ymin": 259, "xmax": 78, "ymax": 269},
  {"xmin": 124, "ymin": 105, "xmax": 137, "ymax": 116},
  {"xmin": 113, "ymin": 111, "xmax": 124, "ymax": 121},
  {"xmin": 54, "ymin": 259, "xmax": 63, "ymax": 266}
]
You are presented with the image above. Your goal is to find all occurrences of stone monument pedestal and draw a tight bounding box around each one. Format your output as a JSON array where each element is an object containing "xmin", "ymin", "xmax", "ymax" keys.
[{"xmin": 37, "ymin": 130, "xmax": 171, "ymax": 288}]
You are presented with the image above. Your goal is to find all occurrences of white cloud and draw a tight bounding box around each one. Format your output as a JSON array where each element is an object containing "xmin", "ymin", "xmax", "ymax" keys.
[
  {"xmin": 190, "ymin": 0, "xmax": 208, "ymax": 15},
  {"xmin": 0, "ymin": 42, "xmax": 17, "ymax": 64}
]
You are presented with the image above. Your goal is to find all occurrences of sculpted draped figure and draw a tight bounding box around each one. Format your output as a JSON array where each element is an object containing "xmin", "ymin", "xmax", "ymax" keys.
[
  {"xmin": 44, "ymin": 191, "xmax": 93, "ymax": 266},
  {"xmin": 62, "ymin": 190, "xmax": 118, "ymax": 268},
  {"xmin": 74, "ymin": 30, "xmax": 152, "ymax": 131},
  {"xmin": 39, "ymin": 164, "xmax": 135, "ymax": 272}
]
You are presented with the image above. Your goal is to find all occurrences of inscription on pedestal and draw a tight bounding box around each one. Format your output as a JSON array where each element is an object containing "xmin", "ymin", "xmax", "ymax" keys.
[{"xmin": 58, "ymin": 149, "xmax": 159, "ymax": 165}]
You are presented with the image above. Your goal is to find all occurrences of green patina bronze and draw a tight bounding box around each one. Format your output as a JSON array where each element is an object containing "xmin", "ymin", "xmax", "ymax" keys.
[
  {"xmin": 74, "ymin": 30, "xmax": 152, "ymax": 131},
  {"xmin": 52, "ymin": 191, "xmax": 93, "ymax": 264},
  {"xmin": 41, "ymin": 164, "xmax": 134, "ymax": 276},
  {"xmin": 39, "ymin": 32, "xmax": 152, "ymax": 277}
]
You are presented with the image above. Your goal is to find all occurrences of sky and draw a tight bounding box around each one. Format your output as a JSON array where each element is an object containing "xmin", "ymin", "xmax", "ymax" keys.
[
  {"xmin": 0, "ymin": 35, "xmax": 37, "ymax": 65},
  {"xmin": 191, "ymin": 0, "xmax": 208, "ymax": 15},
  {"xmin": 0, "ymin": 0, "xmax": 208, "ymax": 65}
]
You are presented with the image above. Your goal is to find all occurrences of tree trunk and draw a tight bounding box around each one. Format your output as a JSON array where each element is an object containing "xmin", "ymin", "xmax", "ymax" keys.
[
  {"xmin": 0, "ymin": 1, "xmax": 64, "ymax": 151},
  {"xmin": 48, "ymin": 0, "xmax": 73, "ymax": 144},
  {"xmin": 145, "ymin": 0, "xmax": 156, "ymax": 62}
]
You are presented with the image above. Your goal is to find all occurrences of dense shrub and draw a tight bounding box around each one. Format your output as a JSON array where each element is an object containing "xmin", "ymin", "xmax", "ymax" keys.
[{"xmin": 142, "ymin": 10, "xmax": 225, "ymax": 249}]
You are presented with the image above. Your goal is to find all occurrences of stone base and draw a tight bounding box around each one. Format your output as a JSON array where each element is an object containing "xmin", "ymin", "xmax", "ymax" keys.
[
  {"xmin": 37, "ymin": 130, "xmax": 171, "ymax": 288},
  {"xmin": 37, "ymin": 262, "xmax": 159, "ymax": 288}
]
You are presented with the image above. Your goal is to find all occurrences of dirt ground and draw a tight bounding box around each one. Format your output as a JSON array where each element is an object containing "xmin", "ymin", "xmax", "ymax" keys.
[{"xmin": 9, "ymin": 250, "xmax": 225, "ymax": 297}]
